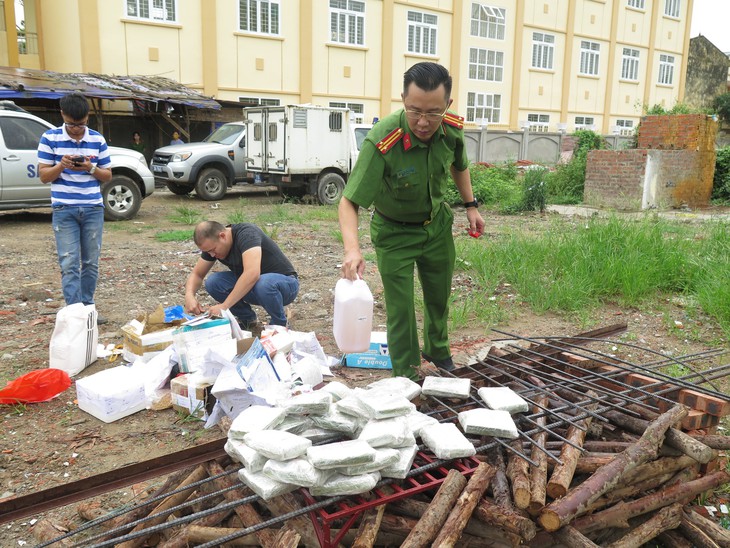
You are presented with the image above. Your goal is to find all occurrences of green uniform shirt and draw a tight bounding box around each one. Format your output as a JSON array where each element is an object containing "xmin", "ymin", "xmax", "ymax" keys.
[{"xmin": 344, "ymin": 109, "xmax": 469, "ymax": 223}]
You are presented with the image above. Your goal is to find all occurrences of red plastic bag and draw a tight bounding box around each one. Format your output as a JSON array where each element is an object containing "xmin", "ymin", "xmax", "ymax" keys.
[{"xmin": 0, "ymin": 369, "xmax": 72, "ymax": 404}]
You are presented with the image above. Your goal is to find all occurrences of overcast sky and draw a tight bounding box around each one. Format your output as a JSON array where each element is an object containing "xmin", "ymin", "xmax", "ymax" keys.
[{"xmin": 690, "ymin": 0, "xmax": 730, "ymax": 53}]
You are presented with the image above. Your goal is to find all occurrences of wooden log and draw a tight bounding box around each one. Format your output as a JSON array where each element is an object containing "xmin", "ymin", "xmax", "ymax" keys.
[
  {"xmin": 486, "ymin": 448, "xmax": 513, "ymax": 508},
  {"xmin": 273, "ymin": 527, "xmax": 301, "ymax": 547},
  {"xmin": 528, "ymin": 395, "xmax": 549, "ymax": 516},
  {"xmin": 431, "ymin": 462, "xmax": 496, "ymax": 548},
  {"xmin": 691, "ymin": 434, "xmax": 730, "ymax": 450},
  {"xmin": 400, "ymin": 468, "xmax": 467, "ymax": 548},
  {"xmin": 538, "ymin": 404, "xmax": 689, "ymax": 532},
  {"xmin": 379, "ymin": 512, "xmax": 486, "ymax": 545},
  {"xmin": 77, "ymin": 500, "xmax": 109, "ymax": 523},
  {"xmin": 203, "ymin": 460, "xmax": 278, "ymax": 547},
  {"xmin": 157, "ymin": 501, "xmax": 233, "ymax": 548},
  {"xmin": 117, "ymin": 464, "xmax": 208, "ymax": 548},
  {"xmin": 678, "ymin": 517, "xmax": 721, "ymax": 548},
  {"xmin": 657, "ymin": 529, "xmax": 695, "ymax": 548},
  {"xmin": 351, "ymin": 504, "xmax": 386, "ymax": 548},
  {"xmin": 683, "ymin": 507, "xmax": 730, "ymax": 546},
  {"xmin": 506, "ymin": 439, "xmax": 531, "ymax": 509},
  {"xmin": 473, "ymin": 497, "xmax": 537, "ymax": 541},
  {"xmin": 187, "ymin": 525, "xmax": 262, "ymax": 546},
  {"xmin": 615, "ymin": 405, "xmax": 717, "ymax": 464},
  {"xmin": 552, "ymin": 525, "xmax": 600, "ymax": 547},
  {"xmin": 604, "ymin": 502, "xmax": 683, "ymax": 548},
  {"xmin": 574, "ymin": 453, "xmax": 621, "ymax": 474},
  {"xmin": 263, "ymin": 492, "xmax": 325, "ymax": 548},
  {"xmin": 547, "ymin": 396, "xmax": 595, "ymax": 499},
  {"xmin": 31, "ymin": 518, "xmax": 74, "ymax": 547},
  {"xmin": 571, "ymin": 470, "xmax": 730, "ymax": 535},
  {"xmin": 585, "ymin": 472, "xmax": 677, "ymax": 514}
]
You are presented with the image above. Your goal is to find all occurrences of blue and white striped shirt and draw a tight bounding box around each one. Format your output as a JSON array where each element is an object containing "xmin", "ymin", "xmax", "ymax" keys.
[{"xmin": 37, "ymin": 126, "xmax": 111, "ymax": 207}]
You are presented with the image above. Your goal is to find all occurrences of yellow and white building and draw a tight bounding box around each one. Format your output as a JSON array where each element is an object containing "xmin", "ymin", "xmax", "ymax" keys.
[{"xmin": 0, "ymin": 0, "xmax": 693, "ymax": 134}]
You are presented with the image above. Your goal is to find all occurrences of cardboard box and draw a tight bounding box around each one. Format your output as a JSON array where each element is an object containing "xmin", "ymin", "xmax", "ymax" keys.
[
  {"xmin": 172, "ymin": 317, "xmax": 233, "ymax": 373},
  {"xmin": 76, "ymin": 366, "xmax": 147, "ymax": 423},
  {"xmin": 343, "ymin": 331, "xmax": 392, "ymax": 370},
  {"xmin": 122, "ymin": 320, "xmax": 176, "ymax": 362},
  {"xmin": 170, "ymin": 375, "xmax": 215, "ymax": 418}
]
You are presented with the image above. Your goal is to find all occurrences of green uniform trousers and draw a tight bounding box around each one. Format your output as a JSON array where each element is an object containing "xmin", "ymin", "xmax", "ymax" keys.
[{"xmin": 370, "ymin": 204, "xmax": 455, "ymax": 380}]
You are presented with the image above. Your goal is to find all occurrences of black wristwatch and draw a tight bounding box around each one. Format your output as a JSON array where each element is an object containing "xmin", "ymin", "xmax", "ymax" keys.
[{"xmin": 463, "ymin": 199, "xmax": 479, "ymax": 209}]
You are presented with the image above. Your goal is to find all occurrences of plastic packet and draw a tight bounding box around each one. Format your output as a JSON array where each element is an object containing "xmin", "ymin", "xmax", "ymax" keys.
[
  {"xmin": 380, "ymin": 444, "xmax": 419, "ymax": 479},
  {"xmin": 243, "ymin": 429, "xmax": 312, "ymax": 461},
  {"xmin": 278, "ymin": 390, "xmax": 333, "ymax": 416},
  {"xmin": 421, "ymin": 376, "xmax": 471, "ymax": 399},
  {"xmin": 404, "ymin": 410, "xmax": 439, "ymax": 438},
  {"xmin": 224, "ymin": 439, "xmax": 267, "ymax": 472},
  {"xmin": 342, "ymin": 448, "xmax": 400, "ymax": 476},
  {"xmin": 477, "ymin": 386, "xmax": 529, "ymax": 414},
  {"xmin": 420, "ymin": 422, "xmax": 476, "ymax": 460},
  {"xmin": 238, "ymin": 468, "xmax": 297, "ymax": 501},
  {"xmin": 263, "ymin": 457, "xmax": 331, "ymax": 487},
  {"xmin": 299, "ymin": 426, "xmax": 341, "ymax": 444},
  {"xmin": 228, "ymin": 405, "xmax": 287, "ymax": 440},
  {"xmin": 458, "ymin": 408, "xmax": 519, "ymax": 439},
  {"xmin": 309, "ymin": 472, "xmax": 380, "ymax": 497},
  {"xmin": 311, "ymin": 408, "xmax": 361, "ymax": 435},
  {"xmin": 320, "ymin": 381, "xmax": 352, "ymax": 402},
  {"xmin": 335, "ymin": 392, "xmax": 372, "ymax": 419},
  {"xmin": 357, "ymin": 390, "xmax": 415, "ymax": 419},
  {"xmin": 358, "ymin": 416, "xmax": 411, "ymax": 448},
  {"xmin": 307, "ymin": 439, "xmax": 376, "ymax": 469},
  {"xmin": 275, "ymin": 414, "xmax": 313, "ymax": 435},
  {"xmin": 365, "ymin": 376, "xmax": 422, "ymax": 401}
]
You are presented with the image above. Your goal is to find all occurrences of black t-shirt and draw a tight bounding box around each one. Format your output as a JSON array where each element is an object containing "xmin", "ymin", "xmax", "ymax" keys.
[{"xmin": 201, "ymin": 223, "xmax": 297, "ymax": 278}]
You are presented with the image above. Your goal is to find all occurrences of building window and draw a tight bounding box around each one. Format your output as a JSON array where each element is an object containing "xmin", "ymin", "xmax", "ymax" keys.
[
  {"xmin": 621, "ymin": 48, "xmax": 640, "ymax": 80},
  {"xmin": 615, "ymin": 119, "xmax": 635, "ymax": 135},
  {"xmin": 126, "ymin": 0, "xmax": 177, "ymax": 22},
  {"xmin": 627, "ymin": 0, "xmax": 645, "ymax": 9},
  {"xmin": 470, "ymin": 3, "xmax": 506, "ymax": 40},
  {"xmin": 330, "ymin": 0, "xmax": 365, "ymax": 46},
  {"xmin": 239, "ymin": 0, "xmax": 280, "ymax": 34},
  {"xmin": 664, "ymin": 0, "xmax": 680, "ymax": 18},
  {"xmin": 466, "ymin": 92, "xmax": 501, "ymax": 123},
  {"xmin": 658, "ymin": 54, "xmax": 674, "ymax": 85},
  {"xmin": 330, "ymin": 101, "xmax": 365, "ymax": 123},
  {"xmin": 531, "ymin": 32, "xmax": 555, "ymax": 70},
  {"xmin": 579, "ymin": 40, "xmax": 600, "ymax": 76},
  {"xmin": 407, "ymin": 11, "xmax": 438, "ymax": 55},
  {"xmin": 239, "ymin": 97, "xmax": 281, "ymax": 106},
  {"xmin": 528, "ymin": 113, "xmax": 550, "ymax": 131},
  {"xmin": 574, "ymin": 116, "xmax": 595, "ymax": 129},
  {"xmin": 468, "ymin": 48, "xmax": 504, "ymax": 81}
]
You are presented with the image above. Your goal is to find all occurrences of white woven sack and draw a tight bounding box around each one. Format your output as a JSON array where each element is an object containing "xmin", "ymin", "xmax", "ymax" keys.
[{"xmin": 49, "ymin": 303, "xmax": 98, "ymax": 376}]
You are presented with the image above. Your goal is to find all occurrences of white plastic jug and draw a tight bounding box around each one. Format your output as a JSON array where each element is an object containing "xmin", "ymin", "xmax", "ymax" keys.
[{"xmin": 333, "ymin": 277, "xmax": 374, "ymax": 353}]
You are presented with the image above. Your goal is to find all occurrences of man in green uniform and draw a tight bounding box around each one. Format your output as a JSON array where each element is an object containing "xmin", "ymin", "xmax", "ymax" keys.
[{"xmin": 338, "ymin": 62, "xmax": 485, "ymax": 380}]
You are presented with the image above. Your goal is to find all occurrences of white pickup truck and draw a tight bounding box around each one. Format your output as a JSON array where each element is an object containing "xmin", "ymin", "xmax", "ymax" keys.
[
  {"xmin": 0, "ymin": 104, "xmax": 154, "ymax": 221},
  {"xmin": 244, "ymin": 105, "xmax": 371, "ymax": 204}
]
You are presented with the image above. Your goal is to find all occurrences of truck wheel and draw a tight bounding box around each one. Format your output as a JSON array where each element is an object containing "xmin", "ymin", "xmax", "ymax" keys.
[
  {"xmin": 166, "ymin": 182, "xmax": 192, "ymax": 195},
  {"xmin": 317, "ymin": 172, "xmax": 345, "ymax": 205},
  {"xmin": 195, "ymin": 168, "xmax": 228, "ymax": 201},
  {"xmin": 102, "ymin": 175, "xmax": 142, "ymax": 221}
]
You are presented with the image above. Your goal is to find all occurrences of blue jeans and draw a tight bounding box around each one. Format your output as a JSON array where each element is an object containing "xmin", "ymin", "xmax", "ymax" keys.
[
  {"xmin": 204, "ymin": 271, "xmax": 299, "ymax": 326},
  {"xmin": 52, "ymin": 206, "xmax": 104, "ymax": 306}
]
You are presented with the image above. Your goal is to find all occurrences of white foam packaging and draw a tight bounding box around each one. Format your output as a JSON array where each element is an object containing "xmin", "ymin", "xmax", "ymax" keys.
[
  {"xmin": 320, "ymin": 381, "xmax": 352, "ymax": 401},
  {"xmin": 342, "ymin": 448, "xmax": 400, "ymax": 476},
  {"xmin": 420, "ymin": 422, "xmax": 476, "ymax": 460},
  {"xmin": 477, "ymin": 386, "xmax": 529, "ymax": 414},
  {"xmin": 238, "ymin": 468, "xmax": 297, "ymax": 501},
  {"xmin": 309, "ymin": 472, "xmax": 380, "ymax": 497},
  {"xmin": 458, "ymin": 408, "xmax": 519, "ymax": 439},
  {"xmin": 381, "ymin": 444, "xmax": 419, "ymax": 479},
  {"xmin": 262, "ymin": 457, "xmax": 331, "ymax": 487},
  {"xmin": 278, "ymin": 390, "xmax": 333, "ymax": 415},
  {"xmin": 243, "ymin": 430, "xmax": 312, "ymax": 461},
  {"xmin": 358, "ymin": 416, "xmax": 411, "ymax": 448},
  {"xmin": 307, "ymin": 439, "xmax": 376, "ymax": 469},
  {"xmin": 76, "ymin": 365, "xmax": 147, "ymax": 423},
  {"xmin": 366, "ymin": 376, "xmax": 422, "ymax": 401},
  {"xmin": 224, "ymin": 439, "xmax": 268, "ymax": 473},
  {"xmin": 421, "ymin": 376, "xmax": 471, "ymax": 399},
  {"xmin": 357, "ymin": 390, "xmax": 415, "ymax": 419},
  {"xmin": 311, "ymin": 408, "xmax": 361, "ymax": 435},
  {"xmin": 228, "ymin": 405, "xmax": 287, "ymax": 440}
]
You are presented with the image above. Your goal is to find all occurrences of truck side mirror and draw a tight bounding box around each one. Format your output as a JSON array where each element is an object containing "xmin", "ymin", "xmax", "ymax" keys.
[{"xmin": 239, "ymin": 137, "xmax": 245, "ymax": 148}]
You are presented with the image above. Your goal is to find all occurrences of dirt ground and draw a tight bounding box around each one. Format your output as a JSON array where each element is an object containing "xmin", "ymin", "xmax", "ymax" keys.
[{"xmin": 0, "ymin": 185, "xmax": 728, "ymax": 545}]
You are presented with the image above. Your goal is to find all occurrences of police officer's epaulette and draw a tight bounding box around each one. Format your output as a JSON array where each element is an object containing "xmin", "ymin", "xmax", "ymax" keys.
[
  {"xmin": 376, "ymin": 127, "xmax": 404, "ymax": 154},
  {"xmin": 442, "ymin": 112, "xmax": 464, "ymax": 130}
]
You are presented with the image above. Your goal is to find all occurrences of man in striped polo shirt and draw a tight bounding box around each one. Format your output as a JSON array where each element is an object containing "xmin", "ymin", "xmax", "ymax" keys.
[{"xmin": 37, "ymin": 92, "xmax": 112, "ymax": 324}]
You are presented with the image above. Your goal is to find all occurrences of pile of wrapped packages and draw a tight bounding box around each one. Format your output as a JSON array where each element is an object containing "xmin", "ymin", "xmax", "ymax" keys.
[{"xmin": 225, "ymin": 376, "xmax": 529, "ymax": 499}]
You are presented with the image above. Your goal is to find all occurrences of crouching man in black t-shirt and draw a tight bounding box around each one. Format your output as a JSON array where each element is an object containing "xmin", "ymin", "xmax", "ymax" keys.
[{"xmin": 184, "ymin": 220, "xmax": 299, "ymax": 328}]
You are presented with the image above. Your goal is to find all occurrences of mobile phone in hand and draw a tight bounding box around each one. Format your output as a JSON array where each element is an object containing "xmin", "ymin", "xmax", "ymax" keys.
[{"xmin": 72, "ymin": 155, "xmax": 84, "ymax": 166}]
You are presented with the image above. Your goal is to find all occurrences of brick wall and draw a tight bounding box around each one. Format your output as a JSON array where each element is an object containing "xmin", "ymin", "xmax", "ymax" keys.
[
  {"xmin": 584, "ymin": 150, "xmax": 649, "ymax": 210},
  {"xmin": 637, "ymin": 114, "xmax": 717, "ymax": 152}
]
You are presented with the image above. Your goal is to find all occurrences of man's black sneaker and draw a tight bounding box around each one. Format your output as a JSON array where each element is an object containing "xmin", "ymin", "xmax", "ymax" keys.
[
  {"xmin": 96, "ymin": 315, "xmax": 108, "ymax": 326},
  {"xmin": 421, "ymin": 351, "xmax": 455, "ymax": 372}
]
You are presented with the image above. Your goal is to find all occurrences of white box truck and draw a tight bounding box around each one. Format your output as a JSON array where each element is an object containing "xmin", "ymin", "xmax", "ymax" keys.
[{"xmin": 243, "ymin": 105, "xmax": 370, "ymax": 205}]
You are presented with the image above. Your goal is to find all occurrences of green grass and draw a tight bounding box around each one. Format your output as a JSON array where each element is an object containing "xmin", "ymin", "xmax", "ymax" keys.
[
  {"xmin": 226, "ymin": 210, "xmax": 246, "ymax": 224},
  {"xmin": 155, "ymin": 229, "xmax": 193, "ymax": 242},
  {"xmin": 454, "ymin": 216, "xmax": 730, "ymax": 337},
  {"xmin": 168, "ymin": 204, "xmax": 203, "ymax": 225}
]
